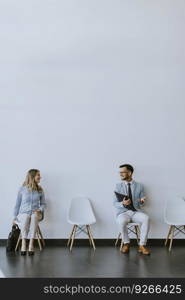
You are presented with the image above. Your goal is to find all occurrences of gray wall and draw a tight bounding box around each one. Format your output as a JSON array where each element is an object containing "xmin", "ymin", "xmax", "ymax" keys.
[{"xmin": 0, "ymin": 0, "xmax": 185, "ymax": 238}]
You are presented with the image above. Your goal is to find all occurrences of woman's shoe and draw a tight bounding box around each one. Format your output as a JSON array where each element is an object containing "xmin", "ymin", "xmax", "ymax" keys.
[
  {"xmin": 21, "ymin": 239, "xmax": 27, "ymax": 255},
  {"xmin": 28, "ymin": 238, "xmax": 35, "ymax": 256}
]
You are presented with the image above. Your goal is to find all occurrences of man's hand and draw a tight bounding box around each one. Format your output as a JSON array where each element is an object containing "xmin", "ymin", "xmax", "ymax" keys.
[
  {"xmin": 122, "ymin": 198, "xmax": 131, "ymax": 206},
  {"xmin": 140, "ymin": 196, "xmax": 146, "ymax": 204}
]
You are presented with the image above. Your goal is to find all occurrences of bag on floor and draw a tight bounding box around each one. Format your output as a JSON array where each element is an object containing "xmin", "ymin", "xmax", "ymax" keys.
[{"xmin": 6, "ymin": 224, "xmax": 21, "ymax": 252}]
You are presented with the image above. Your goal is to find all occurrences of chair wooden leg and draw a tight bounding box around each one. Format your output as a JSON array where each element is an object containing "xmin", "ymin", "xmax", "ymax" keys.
[
  {"xmin": 37, "ymin": 232, "xmax": 42, "ymax": 251},
  {"xmin": 70, "ymin": 225, "xmax": 77, "ymax": 251},
  {"xmin": 137, "ymin": 225, "xmax": 140, "ymax": 240},
  {"xmin": 119, "ymin": 235, "xmax": 123, "ymax": 251},
  {"xmin": 169, "ymin": 225, "xmax": 175, "ymax": 251},
  {"xmin": 165, "ymin": 225, "xmax": 172, "ymax": 246},
  {"xmin": 15, "ymin": 233, "xmax": 21, "ymax": 251},
  {"xmin": 67, "ymin": 225, "xmax": 75, "ymax": 247},
  {"xmin": 115, "ymin": 232, "xmax": 121, "ymax": 246},
  {"xmin": 135, "ymin": 225, "xmax": 140, "ymax": 245},
  {"xmin": 86, "ymin": 225, "xmax": 92, "ymax": 246},
  {"xmin": 38, "ymin": 226, "xmax": 45, "ymax": 247},
  {"xmin": 87, "ymin": 225, "xmax": 96, "ymax": 250}
]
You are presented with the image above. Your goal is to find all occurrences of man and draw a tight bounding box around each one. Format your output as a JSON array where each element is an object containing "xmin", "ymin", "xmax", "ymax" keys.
[{"xmin": 113, "ymin": 164, "xmax": 150, "ymax": 255}]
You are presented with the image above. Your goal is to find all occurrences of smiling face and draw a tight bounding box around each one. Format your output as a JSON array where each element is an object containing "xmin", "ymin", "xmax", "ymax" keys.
[
  {"xmin": 119, "ymin": 166, "xmax": 132, "ymax": 181},
  {"xmin": 34, "ymin": 171, "xmax": 41, "ymax": 184}
]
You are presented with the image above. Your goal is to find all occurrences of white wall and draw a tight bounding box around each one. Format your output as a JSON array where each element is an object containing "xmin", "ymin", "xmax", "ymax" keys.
[{"xmin": 0, "ymin": 0, "xmax": 185, "ymax": 238}]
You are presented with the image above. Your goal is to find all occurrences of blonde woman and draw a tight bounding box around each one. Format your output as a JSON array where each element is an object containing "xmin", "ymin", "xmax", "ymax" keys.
[{"xmin": 13, "ymin": 169, "xmax": 46, "ymax": 255}]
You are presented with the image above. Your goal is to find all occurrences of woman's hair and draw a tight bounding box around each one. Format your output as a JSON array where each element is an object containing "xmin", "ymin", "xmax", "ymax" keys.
[{"xmin": 23, "ymin": 169, "xmax": 43, "ymax": 192}]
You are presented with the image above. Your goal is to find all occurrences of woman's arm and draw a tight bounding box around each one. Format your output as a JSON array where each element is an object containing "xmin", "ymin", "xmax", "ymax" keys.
[{"xmin": 13, "ymin": 187, "xmax": 22, "ymax": 220}]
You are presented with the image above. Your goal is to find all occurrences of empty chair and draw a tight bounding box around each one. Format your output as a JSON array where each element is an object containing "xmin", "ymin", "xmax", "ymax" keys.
[
  {"xmin": 115, "ymin": 222, "xmax": 140, "ymax": 250},
  {"xmin": 164, "ymin": 196, "xmax": 185, "ymax": 251},
  {"xmin": 67, "ymin": 196, "xmax": 96, "ymax": 251},
  {"xmin": 0, "ymin": 269, "xmax": 5, "ymax": 278}
]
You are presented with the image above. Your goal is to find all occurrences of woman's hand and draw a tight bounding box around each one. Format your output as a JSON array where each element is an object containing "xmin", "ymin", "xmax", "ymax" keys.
[{"xmin": 34, "ymin": 210, "xmax": 42, "ymax": 220}]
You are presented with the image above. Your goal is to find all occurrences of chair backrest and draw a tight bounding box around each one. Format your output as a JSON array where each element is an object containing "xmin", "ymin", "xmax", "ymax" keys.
[
  {"xmin": 164, "ymin": 196, "xmax": 185, "ymax": 225},
  {"xmin": 68, "ymin": 196, "xmax": 96, "ymax": 225}
]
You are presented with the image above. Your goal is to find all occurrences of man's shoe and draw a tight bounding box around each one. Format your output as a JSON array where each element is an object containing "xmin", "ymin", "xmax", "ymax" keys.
[
  {"xmin": 138, "ymin": 245, "xmax": 150, "ymax": 255},
  {"xmin": 120, "ymin": 243, "xmax": 130, "ymax": 254}
]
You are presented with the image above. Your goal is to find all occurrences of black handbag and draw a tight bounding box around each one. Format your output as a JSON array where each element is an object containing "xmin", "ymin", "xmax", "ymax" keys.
[{"xmin": 6, "ymin": 224, "xmax": 21, "ymax": 252}]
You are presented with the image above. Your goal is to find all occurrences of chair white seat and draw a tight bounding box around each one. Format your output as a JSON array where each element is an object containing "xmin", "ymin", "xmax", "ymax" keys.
[
  {"xmin": 67, "ymin": 196, "xmax": 96, "ymax": 251},
  {"xmin": 0, "ymin": 269, "xmax": 5, "ymax": 278},
  {"xmin": 165, "ymin": 221, "xmax": 185, "ymax": 226},
  {"xmin": 67, "ymin": 197, "xmax": 96, "ymax": 225},
  {"xmin": 164, "ymin": 196, "xmax": 185, "ymax": 251}
]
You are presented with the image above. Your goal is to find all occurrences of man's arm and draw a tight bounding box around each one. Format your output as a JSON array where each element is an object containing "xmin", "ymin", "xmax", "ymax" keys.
[
  {"xmin": 113, "ymin": 184, "xmax": 125, "ymax": 208},
  {"xmin": 138, "ymin": 184, "xmax": 146, "ymax": 207}
]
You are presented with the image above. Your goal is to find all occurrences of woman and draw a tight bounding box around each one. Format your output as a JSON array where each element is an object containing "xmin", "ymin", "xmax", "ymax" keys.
[{"xmin": 13, "ymin": 169, "xmax": 46, "ymax": 255}]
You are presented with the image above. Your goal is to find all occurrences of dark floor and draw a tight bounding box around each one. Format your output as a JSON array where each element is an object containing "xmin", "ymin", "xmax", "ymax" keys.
[{"xmin": 0, "ymin": 246, "xmax": 185, "ymax": 278}]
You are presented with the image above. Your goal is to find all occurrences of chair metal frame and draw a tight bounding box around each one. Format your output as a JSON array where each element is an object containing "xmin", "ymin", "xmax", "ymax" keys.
[
  {"xmin": 115, "ymin": 223, "xmax": 140, "ymax": 250},
  {"xmin": 165, "ymin": 225, "xmax": 185, "ymax": 251},
  {"xmin": 164, "ymin": 196, "xmax": 185, "ymax": 251},
  {"xmin": 67, "ymin": 224, "xmax": 96, "ymax": 251},
  {"xmin": 15, "ymin": 225, "xmax": 45, "ymax": 251}
]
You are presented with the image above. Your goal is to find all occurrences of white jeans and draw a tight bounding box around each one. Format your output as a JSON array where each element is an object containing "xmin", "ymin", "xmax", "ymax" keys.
[
  {"xmin": 116, "ymin": 210, "xmax": 150, "ymax": 246},
  {"xmin": 18, "ymin": 213, "xmax": 39, "ymax": 239}
]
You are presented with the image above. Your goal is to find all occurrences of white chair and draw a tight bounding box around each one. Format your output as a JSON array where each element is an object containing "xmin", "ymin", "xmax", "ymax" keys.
[
  {"xmin": 0, "ymin": 269, "xmax": 5, "ymax": 278},
  {"xmin": 67, "ymin": 196, "xmax": 96, "ymax": 251},
  {"xmin": 164, "ymin": 196, "xmax": 185, "ymax": 251},
  {"xmin": 115, "ymin": 223, "xmax": 140, "ymax": 250}
]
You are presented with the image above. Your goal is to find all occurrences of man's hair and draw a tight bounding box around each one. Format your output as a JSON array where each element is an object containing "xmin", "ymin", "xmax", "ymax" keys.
[{"xmin": 119, "ymin": 164, "xmax": 134, "ymax": 174}]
